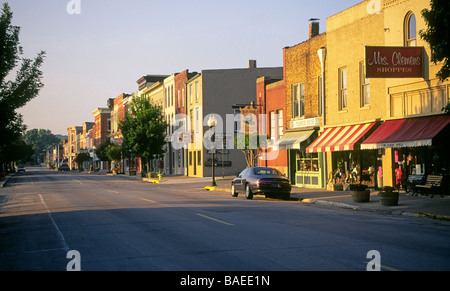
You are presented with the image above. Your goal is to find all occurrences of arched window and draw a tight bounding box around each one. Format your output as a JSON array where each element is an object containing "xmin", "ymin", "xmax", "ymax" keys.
[{"xmin": 405, "ymin": 12, "xmax": 417, "ymax": 47}]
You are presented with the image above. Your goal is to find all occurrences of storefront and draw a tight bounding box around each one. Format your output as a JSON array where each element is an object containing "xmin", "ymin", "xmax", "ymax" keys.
[
  {"xmin": 361, "ymin": 115, "xmax": 450, "ymax": 188},
  {"xmin": 276, "ymin": 129, "xmax": 324, "ymax": 189},
  {"xmin": 306, "ymin": 122, "xmax": 379, "ymax": 188}
]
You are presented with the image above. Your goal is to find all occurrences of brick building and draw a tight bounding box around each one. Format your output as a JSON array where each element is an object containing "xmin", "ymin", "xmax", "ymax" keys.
[
  {"xmin": 93, "ymin": 107, "xmax": 111, "ymax": 170},
  {"xmin": 257, "ymin": 76, "xmax": 287, "ymax": 175},
  {"xmin": 278, "ymin": 20, "xmax": 327, "ymax": 188}
]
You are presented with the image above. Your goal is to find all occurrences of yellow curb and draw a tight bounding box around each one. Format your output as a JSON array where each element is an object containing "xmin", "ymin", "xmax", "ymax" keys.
[
  {"xmin": 150, "ymin": 179, "xmax": 161, "ymax": 184},
  {"xmin": 415, "ymin": 212, "xmax": 450, "ymax": 221},
  {"xmin": 204, "ymin": 186, "xmax": 215, "ymax": 191}
]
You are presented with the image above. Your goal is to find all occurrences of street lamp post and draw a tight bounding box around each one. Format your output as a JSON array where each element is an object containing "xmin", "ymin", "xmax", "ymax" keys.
[{"xmin": 208, "ymin": 115, "xmax": 217, "ymax": 187}]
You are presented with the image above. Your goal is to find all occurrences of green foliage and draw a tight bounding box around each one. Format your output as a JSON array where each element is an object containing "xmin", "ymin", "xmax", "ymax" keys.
[
  {"xmin": 22, "ymin": 129, "xmax": 61, "ymax": 163},
  {"xmin": 0, "ymin": 3, "xmax": 46, "ymax": 167},
  {"xmin": 420, "ymin": 0, "xmax": 450, "ymax": 82},
  {"xmin": 235, "ymin": 133, "xmax": 267, "ymax": 168},
  {"xmin": 0, "ymin": 138, "xmax": 34, "ymax": 164},
  {"xmin": 95, "ymin": 138, "xmax": 113, "ymax": 162},
  {"xmin": 106, "ymin": 144, "xmax": 123, "ymax": 163},
  {"xmin": 119, "ymin": 96, "xmax": 167, "ymax": 173},
  {"xmin": 75, "ymin": 152, "xmax": 90, "ymax": 170}
]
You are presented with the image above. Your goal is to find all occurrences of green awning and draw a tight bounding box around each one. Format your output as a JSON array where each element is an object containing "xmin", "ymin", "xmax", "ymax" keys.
[{"xmin": 276, "ymin": 130, "xmax": 315, "ymax": 150}]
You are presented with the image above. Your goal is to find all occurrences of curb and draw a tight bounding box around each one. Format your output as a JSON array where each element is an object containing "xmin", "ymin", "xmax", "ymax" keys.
[
  {"xmin": 0, "ymin": 175, "xmax": 13, "ymax": 188},
  {"xmin": 301, "ymin": 198, "xmax": 358, "ymax": 210},
  {"xmin": 203, "ymin": 185, "xmax": 450, "ymax": 222}
]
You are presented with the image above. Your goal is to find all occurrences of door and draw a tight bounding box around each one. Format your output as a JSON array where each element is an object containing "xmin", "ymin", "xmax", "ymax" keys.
[{"xmin": 193, "ymin": 151, "xmax": 197, "ymax": 175}]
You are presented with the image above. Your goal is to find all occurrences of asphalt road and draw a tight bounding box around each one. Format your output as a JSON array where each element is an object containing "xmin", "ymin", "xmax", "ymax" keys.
[{"xmin": 1, "ymin": 168, "xmax": 450, "ymax": 271}]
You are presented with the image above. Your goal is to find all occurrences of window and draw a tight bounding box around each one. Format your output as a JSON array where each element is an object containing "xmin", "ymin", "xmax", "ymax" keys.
[
  {"xmin": 171, "ymin": 85, "xmax": 174, "ymax": 107},
  {"xmin": 360, "ymin": 62, "xmax": 370, "ymax": 107},
  {"xmin": 189, "ymin": 84, "xmax": 193, "ymax": 104},
  {"xmin": 189, "ymin": 109, "xmax": 194, "ymax": 137},
  {"xmin": 195, "ymin": 81, "xmax": 199, "ymax": 102},
  {"xmin": 278, "ymin": 110, "xmax": 284, "ymax": 138},
  {"xmin": 270, "ymin": 110, "xmax": 284, "ymax": 142},
  {"xmin": 182, "ymin": 88, "xmax": 185, "ymax": 107},
  {"xmin": 189, "ymin": 151, "xmax": 192, "ymax": 166},
  {"xmin": 270, "ymin": 112, "xmax": 276, "ymax": 141},
  {"xmin": 318, "ymin": 76, "xmax": 323, "ymax": 115},
  {"xmin": 405, "ymin": 12, "xmax": 417, "ymax": 47},
  {"xmin": 178, "ymin": 90, "xmax": 181, "ymax": 108},
  {"xmin": 197, "ymin": 150, "xmax": 201, "ymax": 166},
  {"xmin": 195, "ymin": 107, "xmax": 200, "ymax": 134},
  {"xmin": 292, "ymin": 83, "xmax": 305, "ymax": 118},
  {"xmin": 339, "ymin": 67, "xmax": 347, "ymax": 110}
]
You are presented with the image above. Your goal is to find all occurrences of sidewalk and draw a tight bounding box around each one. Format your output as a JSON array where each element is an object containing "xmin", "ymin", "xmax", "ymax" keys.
[{"xmin": 197, "ymin": 177, "xmax": 450, "ymax": 221}]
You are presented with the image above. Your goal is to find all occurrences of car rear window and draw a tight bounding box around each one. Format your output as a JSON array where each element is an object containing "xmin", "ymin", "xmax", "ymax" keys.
[{"xmin": 254, "ymin": 168, "xmax": 282, "ymax": 175}]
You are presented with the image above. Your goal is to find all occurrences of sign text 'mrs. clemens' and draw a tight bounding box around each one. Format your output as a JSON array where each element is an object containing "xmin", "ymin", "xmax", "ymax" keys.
[{"xmin": 365, "ymin": 46, "xmax": 424, "ymax": 78}]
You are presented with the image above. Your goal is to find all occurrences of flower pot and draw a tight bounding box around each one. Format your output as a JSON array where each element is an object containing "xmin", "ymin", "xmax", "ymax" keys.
[
  {"xmin": 351, "ymin": 190, "xmax": 370, "ymax": 203},
  {"xmin": 379, "ymin": 191, "xmax": 399, "ymax": 206},
  {"xmin": 350, "ymin": 184, "xmax": 370, "ymax": 202}
]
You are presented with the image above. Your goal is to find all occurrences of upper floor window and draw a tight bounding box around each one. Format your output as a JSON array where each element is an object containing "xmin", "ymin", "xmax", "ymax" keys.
[
  {"xmin": 292, "ymin": 83, "xmax": 305, "ymax": 118},
  {"xmin": 360, "ymin": 62, "xmax": 370, "ymax": 107},
  {"xmin": 405, "ymin": 12, "xmax": 417, "ymax": 47},
  {"xmin": 338, "ymin": 67, "xmax": 348, "ymax": 111}
]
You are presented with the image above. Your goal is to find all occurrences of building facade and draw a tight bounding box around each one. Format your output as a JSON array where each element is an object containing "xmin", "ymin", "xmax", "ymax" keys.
[
  {"xmin": 306, "ymin": 0, "xmax": 449, "ymax": 190},
  {"xmin": 186, "ymin": 63, "xmax": 283, "ymax": 178},
  {"xmin": 282, "ymin": 23, "xmax": 327, "ymax": 189},
  {"xmin": 66, "ymin": 126, "xmax": 83, "ymax": 170}
]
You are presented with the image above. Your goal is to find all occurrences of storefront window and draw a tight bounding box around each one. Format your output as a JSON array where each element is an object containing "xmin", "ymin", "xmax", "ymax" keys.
[
  {"xmin": 332, "ymin": 150, "xmax": 377, "ymax": 186},
  {"xmin": 297, "ymin": 152, "xmax": 319, "ymax": 172}
]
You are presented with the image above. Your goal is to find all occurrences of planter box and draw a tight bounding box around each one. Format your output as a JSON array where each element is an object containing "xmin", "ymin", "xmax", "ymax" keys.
[
  {"xmin": 379, "ymin": 191, "xmax": 399, "ymax": 206},
  {"xmin": 351, "ymin": 190, "xmax": 370, "ymax": 203}
]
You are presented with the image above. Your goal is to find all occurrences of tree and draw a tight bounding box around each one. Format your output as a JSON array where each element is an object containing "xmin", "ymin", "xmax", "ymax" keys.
[
  {"xmin": 235, "ymin": 134, "xmax": 267, "ymax": 168},
  {"xmin": 75, "ymin": 152, "xmax": 90, "ymax": 171},
  {"xmin": 119, "ymin": 96, "xmax": 167, "ymax": 176},
  {"xmin": 0, "ymin": 3, "xmax": 45, "ymax": 170},
  {"xmin": 420, "ymin": 0, "xmax": 450, "ymax": 83},
  {"xmin": 106, "ymin": 143, "xmax": 123, "ymax": 172},
  {"xmin": 22, "ymin": 129, "xmax": 61, "ymax": 164},
  {"xmin": 0, "ymin": 139, "xmax": 34, "ymax": 166},
  {"xmin": 94, "ymin": 138, "xmax": 113, "ymax": 168}
]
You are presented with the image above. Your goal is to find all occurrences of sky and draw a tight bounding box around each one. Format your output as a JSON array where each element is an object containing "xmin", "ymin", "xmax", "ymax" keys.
[{"xmin": 6, "ymin": 0, "xmax": 363, "ymax": 135}]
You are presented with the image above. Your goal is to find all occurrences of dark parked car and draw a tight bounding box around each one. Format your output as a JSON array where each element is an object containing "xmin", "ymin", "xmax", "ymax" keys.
[
  {"xmin": 58, "ymin": 164, "xmax": 70, "ymax": 171},
  {"xmin": 231, "ymin": 167, "xmax": 292, "ymax": 200},
  {"xmin": 17, "ymin": 165, "xmax": 25, "ymax": 172}
]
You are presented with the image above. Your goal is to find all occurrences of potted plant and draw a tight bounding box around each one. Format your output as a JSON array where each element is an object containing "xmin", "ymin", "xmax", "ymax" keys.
[
  {"xmin": 378, "ymin": 186, "xmax": 399, "ymax": 206},
  {"xmin": 350, "ymin": 183, "xmax": 370, "ymax": 203}
]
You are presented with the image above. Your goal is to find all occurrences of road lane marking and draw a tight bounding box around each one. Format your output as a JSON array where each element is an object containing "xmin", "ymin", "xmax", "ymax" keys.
[
  {"xmin": 107, "ymin": 190, "xmax": 120, "ymax": 194},
  {"xmin": 39, "ymin": 194, "xmax": 70, "ymax": 253},
  {"xmin": 364, "ymin": 262, "xmax": 401, "ymax": 271},
  {"xmin": 140, "ymin": 198, "xmax": 158, "ymax": 204},
  {"xmin": 197, "ymin": 213, "xmax": 234, "ymax": 226},
  {"xmin": 74, "ymin": 180, "xmax": 83, "ymax": 185}
]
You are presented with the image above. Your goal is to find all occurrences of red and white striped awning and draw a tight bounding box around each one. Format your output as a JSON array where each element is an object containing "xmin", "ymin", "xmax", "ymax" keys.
[{"xmin": 306, "ymin": 123, "xmax": 376, "ymax": 153}]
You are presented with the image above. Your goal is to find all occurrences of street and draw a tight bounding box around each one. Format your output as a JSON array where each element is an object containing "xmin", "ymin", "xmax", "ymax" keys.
[{"xmin": 1, "ymin": 168, "xmax": 450, "ymax": 271}]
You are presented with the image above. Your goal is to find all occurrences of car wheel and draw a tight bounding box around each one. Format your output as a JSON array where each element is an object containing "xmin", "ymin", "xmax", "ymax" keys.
[
  {"xmin": 231, "ymin": 184, "xmax": 238, "ymax": 197},
  {"xmin": 245, "ymin": 184, "xmax": 253, "ymax": 200},
  {"xmin": 282, "ymin": 193, "xmax": 291, "ymax": 201}
]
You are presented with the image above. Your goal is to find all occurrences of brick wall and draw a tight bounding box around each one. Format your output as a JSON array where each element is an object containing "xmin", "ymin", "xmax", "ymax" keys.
[{"xmin": 284, "ymin": 33, "xmax": 326, "ymax": 129}]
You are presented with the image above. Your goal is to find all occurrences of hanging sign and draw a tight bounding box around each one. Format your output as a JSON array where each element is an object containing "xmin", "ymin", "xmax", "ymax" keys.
[{"xmin": 365, "ymin": 46, "xmax": 424, "ymax": 78}]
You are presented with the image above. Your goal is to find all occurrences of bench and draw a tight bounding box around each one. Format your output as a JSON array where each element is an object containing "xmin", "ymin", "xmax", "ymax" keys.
[
  {"xmin": 404, "ymin": 175, "xmax": 424, "ymax": 195},
  {"xmin": 415, "ymin": 175, "xmax": 445, "ymax": 198}
]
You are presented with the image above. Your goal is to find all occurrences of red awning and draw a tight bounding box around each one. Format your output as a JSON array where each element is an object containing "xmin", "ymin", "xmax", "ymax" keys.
[
  {"xmin": 306, "ymin": 123, "xmax": 376, "ymax": 153},
  {"xmin": 361, "ymin": 115, "xmax": 450, "ymax": 149}
]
